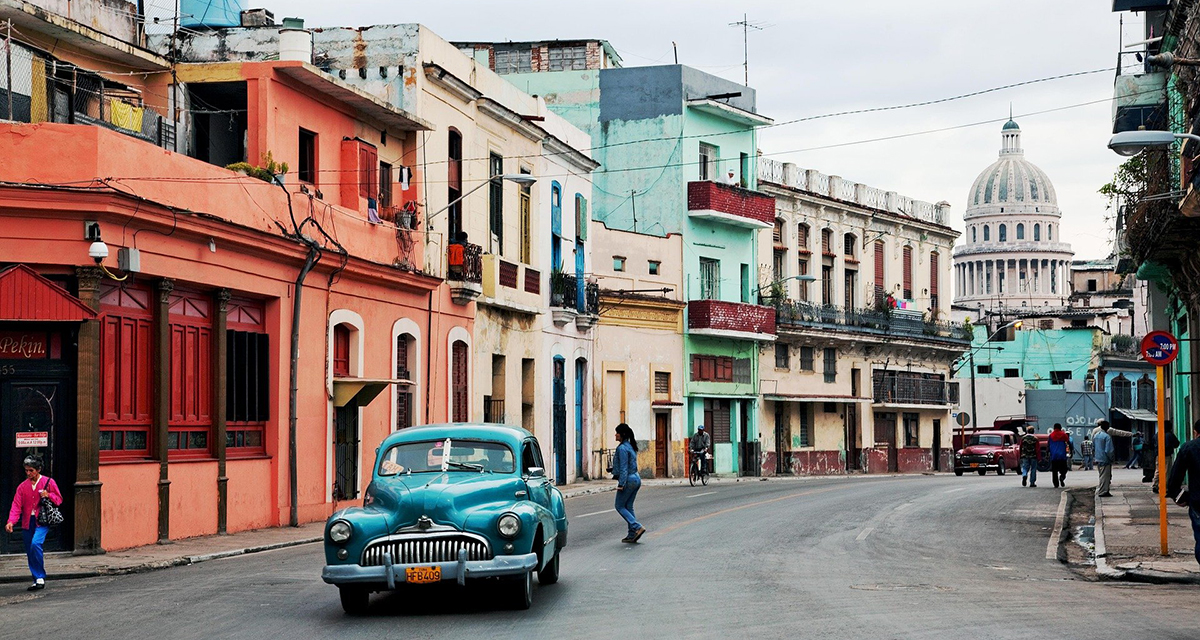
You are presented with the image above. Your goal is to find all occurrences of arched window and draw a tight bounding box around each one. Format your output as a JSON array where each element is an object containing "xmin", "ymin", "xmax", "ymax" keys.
[
  {"xmin": 998, "ymin": 224, "xmax": 1007, "ymax": 242},
  {"xmin": 1016, "ymin": 223, "xmax": 1024, "ymax": 240},
  {"xmin": 396, "ymin": 334, "xmax": 414, "ymax": 429},
  {"xmin": 773, "ymin": 218, "xmax": 785, "ymax": 245},
  {"xmin": 452, "ymin": 340, "xmax": 469, "ymax": 422},
  {"xmin": 1111, "ymin": 375, "xmax": 1132, "ymax": 410},
  {"xmin": 1137, "ymin": 375, "xmax": 1155, "ymax": 411},
  {"xmin": 983, "ymin": 225, "xmax": 990, "ymax": 241},
  {"xmin": 797, "ymin": 223, "xmax": 809, "ymax": 251},
  {"xmin": 971, "ymin": 226, "xmax": 977, "ymax": 243},
  {"xmin": 843, "ymin": 233, "xmax": 856, "ymax": 259},
  {"xmin": 333, "ymin": 324, "xmax": 352, "ymax": 377},
  {"xmin": 1033, "ymin": 224, "xmax": 1040, "ymax": 241}
]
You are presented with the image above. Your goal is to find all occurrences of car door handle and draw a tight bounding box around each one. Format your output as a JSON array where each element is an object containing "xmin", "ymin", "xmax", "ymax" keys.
[{"xmin": 515, "ymin": 490, "xmax": 527, "ymax": 498}]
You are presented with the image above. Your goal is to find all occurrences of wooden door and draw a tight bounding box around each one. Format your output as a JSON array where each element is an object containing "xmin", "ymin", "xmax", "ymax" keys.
[{"xmin": 654, "ymin": 412, "xmax": 669, "ymax": 478}]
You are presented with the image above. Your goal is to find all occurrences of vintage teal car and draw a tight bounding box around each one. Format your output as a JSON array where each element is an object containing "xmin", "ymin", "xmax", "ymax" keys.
[{"xmin": 321, "ymin": 424, "xmax": 567, "ymax": 613}]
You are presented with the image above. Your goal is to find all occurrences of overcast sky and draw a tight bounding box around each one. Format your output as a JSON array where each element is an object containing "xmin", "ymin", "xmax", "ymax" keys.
[{"xmin": 276, "ymin": 0, "xmax": 1131, "ymax": 259}]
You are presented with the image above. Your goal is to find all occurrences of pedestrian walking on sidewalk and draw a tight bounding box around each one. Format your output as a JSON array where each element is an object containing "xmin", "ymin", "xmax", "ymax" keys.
[
  {"xmin": 1020, "ymin": 426, "xmax": 1040, "ymax": 488},
  {"xmin": 5, "ymin": 455, "xmax": 63, "ymax": 591},
  {"xmin": 1081, "ymin": 434, "xmax": 1095, "ymax": 471},
  {"xmin": 1095, "ymin": 421, "xmax": 1116, "ymax": 498},
  {"xmin": 1125, "ymin": 431, "xmax": 1143, "ymax": 469},
  {"xmin": 1166, "ymin": 420, "xmax": 1200, "ymax": 566},
  {"xmin": 1049, "ymin": 423, "xmax": 1071, "ymax": 488},
  {"xmin": 1152, "ymin": 422, "xmax": 1181, "ymax": 493},
  {"xmin": 613, "ymin": 423, "xmax": 646, "ymax": 544}
]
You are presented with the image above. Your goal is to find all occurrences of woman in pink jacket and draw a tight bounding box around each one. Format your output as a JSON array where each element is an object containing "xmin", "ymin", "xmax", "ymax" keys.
[{"xmin": 5, "ymin": 455, "xmax": 63, "ymax": 591}]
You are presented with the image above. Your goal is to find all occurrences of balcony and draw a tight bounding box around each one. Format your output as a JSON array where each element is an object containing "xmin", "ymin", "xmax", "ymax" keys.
[
  {"xmin": 687, "ymin": 299, "xmax": 776, "ymax": 341},
  {"xmin": 873, "ymin": 371, "xmax": 958, "ymax": 407},
  {"xmin": 1113, "ymin": 50, "xmax": 1168, "ymax": 134},
  {"xmin": 479, "ymin": 255, "xmax": 541, "ymax": 314},
  {"xmin": 771, "ymin": 300, "xmax": 972, "ymax": 346},
  {"xmin": 447, "ymin": 241, "xmax": 483, "ymax": 305},
  {"xmin": 686, "ymin": 181, "xmax": 775, "ymax": 229},
  {"xmin": 483, "ymin": 397, "xmax": 505, "ymax": 424},
  {"xmin": 549, "ymin": 272, "xmax": 600, "ymax": 329}
]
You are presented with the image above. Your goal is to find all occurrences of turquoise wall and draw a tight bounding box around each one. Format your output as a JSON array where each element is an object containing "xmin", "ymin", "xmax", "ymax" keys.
[{"xmin": 970, "ymin": 327, "xmax": 1098, "ymax": 390}]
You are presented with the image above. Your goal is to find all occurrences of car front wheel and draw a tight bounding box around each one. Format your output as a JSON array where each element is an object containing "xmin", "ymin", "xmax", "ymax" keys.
[
  {"xmin": 996, "ymin": 463, "xmax": 1006, "ymax": 476},
  {"xmin": 508, "ymin": 569, "xmax": 533, "ymax": 610},
  {"xmin": 538, "ymin": 551, "xmax": 560, "ymax": 585},
  {"xmin": 977, "ymin": 469, "xmax": 987, "ymax": 476},
  {"xmin": 339, "ymin": 587, "xmax": 369, "ymax": 615},
  {"xmin": 954, "ymin": 469, "xmax": 963, "ymax": 476}
]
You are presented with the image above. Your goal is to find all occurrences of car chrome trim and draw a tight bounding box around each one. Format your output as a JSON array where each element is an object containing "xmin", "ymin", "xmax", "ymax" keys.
[
  {"xmin": 361, "ymin": 531, "xmax": 493, "ymax": 566},
  {"xmin": 395, "ymin": 521, "xmax": 459, "ymax": 535}
]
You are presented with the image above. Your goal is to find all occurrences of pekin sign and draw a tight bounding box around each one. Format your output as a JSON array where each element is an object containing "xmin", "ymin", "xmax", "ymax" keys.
[{"xmin": 0, "ymin": 332, "xmax": 49, "ymax": 359}]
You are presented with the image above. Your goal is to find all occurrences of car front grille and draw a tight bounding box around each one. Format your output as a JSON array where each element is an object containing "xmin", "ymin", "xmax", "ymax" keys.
[{"xmin": 361, "ymin": 533, "xmax": 492, "ymax": 566}]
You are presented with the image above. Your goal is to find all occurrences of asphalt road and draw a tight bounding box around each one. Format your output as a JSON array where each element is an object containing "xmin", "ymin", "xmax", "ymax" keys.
[{"xmin": 3, "ymin": 473, "xmax": 1200, "ymax": 639}]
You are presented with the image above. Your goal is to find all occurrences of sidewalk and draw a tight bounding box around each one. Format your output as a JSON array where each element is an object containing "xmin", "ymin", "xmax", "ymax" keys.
[
  {"xmin": 1093, "ymin": 470, "xmax": 1200, "ymax": 584},
  {"xmin": 0, "ymin": 475, "xmax": 722, "ymax": 584}
]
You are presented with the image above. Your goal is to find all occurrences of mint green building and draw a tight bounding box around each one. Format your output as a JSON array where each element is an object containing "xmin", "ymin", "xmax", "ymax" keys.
[{"xmin": 967, "ymin": 326, "xmax": 1100, "ymax": 390}]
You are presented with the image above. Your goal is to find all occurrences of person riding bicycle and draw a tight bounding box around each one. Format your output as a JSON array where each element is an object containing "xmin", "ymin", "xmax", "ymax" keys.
[{"xmin": 690, "ymin": 425, "xmax": 711, "ymax": 474}]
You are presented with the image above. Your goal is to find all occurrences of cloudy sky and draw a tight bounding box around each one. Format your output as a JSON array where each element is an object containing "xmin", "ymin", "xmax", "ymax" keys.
[{"xmin": 275, "ymin": 0, "xmax": 1131, "ymax": 259}]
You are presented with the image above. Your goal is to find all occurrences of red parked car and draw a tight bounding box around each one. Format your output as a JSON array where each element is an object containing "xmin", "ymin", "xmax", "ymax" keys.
[{"xmin": 953, "ymin": 430, "xmax": 1020, "ymax": 476}]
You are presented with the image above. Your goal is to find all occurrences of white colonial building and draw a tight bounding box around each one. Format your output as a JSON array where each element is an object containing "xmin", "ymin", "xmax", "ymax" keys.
[{"xmin": 953, "ymin": 119, "xmax": 1075, "ymax": 316}]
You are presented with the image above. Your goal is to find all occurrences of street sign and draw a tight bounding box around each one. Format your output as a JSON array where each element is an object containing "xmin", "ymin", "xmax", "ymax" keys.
[
  {"xmin": 955, "ymin": 412, "xmax": 971, "ymax": 427},
  {"xmin": 16, "ymin": 431, "xmax": 48, "ymax": 447},
  {"xmin": 1141, "ymin": 331, "xmax": 1180, "ymax": 366}
]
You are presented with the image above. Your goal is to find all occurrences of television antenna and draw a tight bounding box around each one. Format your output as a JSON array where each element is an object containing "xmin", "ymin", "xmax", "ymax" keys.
[{"xmin": 728, "ymin": 14, "xmax": 769, "ymax": 86}]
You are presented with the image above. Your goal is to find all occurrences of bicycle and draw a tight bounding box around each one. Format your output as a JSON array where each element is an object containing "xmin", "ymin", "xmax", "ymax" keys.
[{"xmin": 689, "ymin": 449, "xmax": 710, "ymax": 486}]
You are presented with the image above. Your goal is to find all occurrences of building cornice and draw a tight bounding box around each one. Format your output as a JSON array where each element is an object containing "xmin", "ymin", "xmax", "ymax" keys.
[
  {"xmin": 422, "ymin": 62, "xmax": 483, "ymax": 103},
  {"xmin": 598, "ymin": 293, "xmax": 685, "ymax": 332},
  {"xmin": 760, "ymin": 181, "xmax": 958, "ymax": 240}
]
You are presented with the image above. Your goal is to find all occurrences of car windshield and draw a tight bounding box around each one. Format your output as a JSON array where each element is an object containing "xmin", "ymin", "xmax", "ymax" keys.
[
  {"xmin": 968, "ymin": 435, "xmax": 1003, "ymax": 446},
  {"xmin": 377, "ymin": 439, "xmax": 515, "ymax": 476}
]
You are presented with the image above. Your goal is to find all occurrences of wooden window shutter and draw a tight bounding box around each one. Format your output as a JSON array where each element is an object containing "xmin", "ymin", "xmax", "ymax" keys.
[
  {"xmin": 359, "ymin": 143, "xmax": 378, "ymax": 199},
  {"xmin": 930, "ymin": 252, "xmax": 939, "ymax": 295},
  {"xmin": 333, "ymin": 325, "xmax": 350, "ymax": 377},
  {"xmin": 902, "ymin": 246, "xmax": 913, "ymax": 298},
  {"xmin": 874, "ymin": 241, "xmax": 885, "ymax": 293}
]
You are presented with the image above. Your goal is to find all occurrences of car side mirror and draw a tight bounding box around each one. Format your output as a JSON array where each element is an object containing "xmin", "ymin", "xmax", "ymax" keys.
[{"xmin": 526, "ymin": 467, "xmax": 546, "ymax": 478}]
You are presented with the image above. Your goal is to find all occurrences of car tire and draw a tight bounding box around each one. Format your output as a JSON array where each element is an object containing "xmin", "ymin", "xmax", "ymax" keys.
[
  {"xmin": 977, "ymin": 469, "xmax": 987, "ymax": 476},
  {"xmin": 538, "ymin": 551, "xmax": 560, "ymax": 585},
  {"xmin": 339, "ymin": 587, "xmax": 369, "ymax": 616},
  {"xmin": 997, "ymin": 463, "xmax": 1006, "ymax": 476},
  {"xmin": 954, "ymin": 469, "xmax": 963, "ymax": 476},
  {"xmin": 509, "ymin": 570, "xmax": 533, "ymax": 610}
]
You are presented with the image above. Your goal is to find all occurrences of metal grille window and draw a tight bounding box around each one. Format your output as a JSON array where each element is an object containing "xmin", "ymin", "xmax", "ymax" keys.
[
  {"xmin": 903, "ymin": 413, "xmax": 920, "ymax": 447},
  {"xmin": 227, "ymin": 329, "xmax": 268, "ymax": 451},
  {"xmin": 1111, "ymin": 376, "xmax": 1132, "ymax": 408},
  {"xmin": 797, "ymin": 405, "xmax": 811, "ymax": 447},
  {"xmin": 494, "ymin": 48, "xmax": 532, "ymax": 74},
  {"xmin": 489, "ymin": 153, "xmax": 504, "ymax": 254},
  {"xmin": 1137, "ymin": 376, "xmax": 1155, "ymax": 411},
  {"xmin": 800, "ymin": 347, "xmax": 814, "ymax": 371},
  {"xmin": 548, "ymin": 45, "xmax": 587, "ymax": 71},
  {"xmin": 823, "ymin": 348, "xmax": 837, "ymax": 383},
  {"xmin": 732, "ymin": 358, "xmax": 752, "ymax": 384},
  {"xmin": 775, "ymin": 343, "xmax": 789, "ymax": 369},
  {"xmin": 699, "ymin": 143, "xmax": 718, "ymax": 181},
  {"xmin": 396, "ymin": 334, "xmax": 413, "ymax": 429},
  {"xmin": 699, "ymin": 258, "xmax": 720, "ymax": 300}
]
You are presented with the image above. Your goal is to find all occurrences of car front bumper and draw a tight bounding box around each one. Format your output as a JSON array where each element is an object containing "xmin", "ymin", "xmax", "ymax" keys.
[{"xmin": 322, "ymin": 551, "xmax": 538, "ymax": 589}]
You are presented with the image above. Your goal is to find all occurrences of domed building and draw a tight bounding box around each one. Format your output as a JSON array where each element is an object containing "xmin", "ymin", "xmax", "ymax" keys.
[{"xmin": 952, "ymin": 119, "xmax": 1074, "ymax": 314}]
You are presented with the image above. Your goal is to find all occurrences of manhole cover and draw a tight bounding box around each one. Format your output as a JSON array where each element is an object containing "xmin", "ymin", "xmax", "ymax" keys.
[{"xmin": 849, "ymin": 584, "xmax": 952, "ymax": 592}]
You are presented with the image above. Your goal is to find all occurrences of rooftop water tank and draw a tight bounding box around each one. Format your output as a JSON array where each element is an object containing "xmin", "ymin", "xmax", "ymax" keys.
[{"xmin": 180, "ymin": 0, "xmax": 245, "ymax": 29}]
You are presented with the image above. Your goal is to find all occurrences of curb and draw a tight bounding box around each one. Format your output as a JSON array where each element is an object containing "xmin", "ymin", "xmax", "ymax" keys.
[
  {"xmin": 1047, "ymin": 490, "xmax": 1071, "ymax": 562},
  {"xmin": 1093, "ymin": 492, "xmax": 1127, "ymax": 580},
  {"xmin": 1, "ymin": 536, "xmax": 322, "ymax": 584}
]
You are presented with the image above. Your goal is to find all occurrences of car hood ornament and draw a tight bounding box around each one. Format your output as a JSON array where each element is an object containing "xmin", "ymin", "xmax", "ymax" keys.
[{"xmin": 417, "ymin": 515, "xmax": 434, "ymax": 530}]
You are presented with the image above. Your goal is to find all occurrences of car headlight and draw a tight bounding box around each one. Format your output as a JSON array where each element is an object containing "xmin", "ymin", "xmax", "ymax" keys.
[
  {"xmin": 329, "ymin": 520, "xmax": 352, "ymax": 544},
  {"xmin": 497, "ymin": 513, "xmax": 521, "ymax": 539}
]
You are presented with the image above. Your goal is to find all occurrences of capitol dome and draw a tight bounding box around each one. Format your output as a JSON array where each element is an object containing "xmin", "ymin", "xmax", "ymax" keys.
[
  {"xmin": 952, "ymin": 119, "xmax": 1074, "ymax": 313},
  {"xmin": 965, "ymin": 120, "xmax": 1057, "ymax": 212}
]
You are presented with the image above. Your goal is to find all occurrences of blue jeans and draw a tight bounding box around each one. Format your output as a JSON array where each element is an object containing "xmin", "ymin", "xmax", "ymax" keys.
[
  {"xmin": 1083, "ymin": 455, "xmax": 1094, "ymax": 470},
  {"xmin": 1190, "ymin": 504, "xmax": 1200, "ymax": 567},
  {"xmin": 1021, "ymin": 458, "xmax": 1037, "ymax": 485},
  {"xmin": 23, "ymin": 515, "xmax": 48, "ymax": 581},
  {"xmin": 615, "ymin": 476, "xmax": 642, "ymax": 537}
]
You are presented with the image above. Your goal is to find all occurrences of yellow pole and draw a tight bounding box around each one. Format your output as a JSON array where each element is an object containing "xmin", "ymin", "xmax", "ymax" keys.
[{"xmin": 1157, "ymin": 365, "xmax": 1169, "ymax": 557}]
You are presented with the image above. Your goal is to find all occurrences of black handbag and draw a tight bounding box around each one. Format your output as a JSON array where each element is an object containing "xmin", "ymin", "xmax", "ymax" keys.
[{"xmin": 36, "ymin": 479, "xmax": 63, "ymax": 527}]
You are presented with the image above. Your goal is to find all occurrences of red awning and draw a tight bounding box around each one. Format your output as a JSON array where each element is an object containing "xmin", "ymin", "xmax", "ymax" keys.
[{"xmin": 0, "ymin": 265, "xmax": 97, "ymax": 321}]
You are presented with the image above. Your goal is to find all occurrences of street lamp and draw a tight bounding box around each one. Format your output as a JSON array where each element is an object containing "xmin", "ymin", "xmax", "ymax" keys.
[
  {"xmin": 1107, "ymin": 130, "xmax": 1200, "ymax": 156},
  {"xmin": 425, "ymin": 174, "xmax": 537, "ymax": 231}
]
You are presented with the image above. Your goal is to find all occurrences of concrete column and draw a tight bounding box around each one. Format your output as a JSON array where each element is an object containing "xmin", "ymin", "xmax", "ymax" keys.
[{"xmin": 73, "ymin": 267, "xmax": 104, "ymax": 554}]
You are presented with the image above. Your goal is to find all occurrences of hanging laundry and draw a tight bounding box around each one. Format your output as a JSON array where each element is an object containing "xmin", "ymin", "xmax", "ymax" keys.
[
  {"xmin": 367, "ymin": 197, "xmax": 381, "ymax": 224},
  {"xmin": 108, "ymin": 98, "xmax": 144, "ymax": 132}
]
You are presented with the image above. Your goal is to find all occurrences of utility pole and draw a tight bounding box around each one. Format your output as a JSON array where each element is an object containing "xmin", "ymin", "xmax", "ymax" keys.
[
  {"xmin": 728, "ymin": 14, "xmax": 764, "ymax": 86},
  {"xmin": 5, "ymin": 20, "xmax": 13, "ymax": 122}
]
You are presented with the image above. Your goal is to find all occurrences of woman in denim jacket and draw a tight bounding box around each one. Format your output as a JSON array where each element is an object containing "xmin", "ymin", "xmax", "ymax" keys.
[{"xmin": 613, "ymin": 423, "xmax": 646, "ymax": 543}]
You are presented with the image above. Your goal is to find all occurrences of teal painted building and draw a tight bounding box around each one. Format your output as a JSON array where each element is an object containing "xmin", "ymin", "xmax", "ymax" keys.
[
  {"xmin": 967, "ymin": 326, "xmax": 1100, "ymax": 389},
  {"xmin": 483, "ymin": 47, "xmax": 777, "ymax": 475}
]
